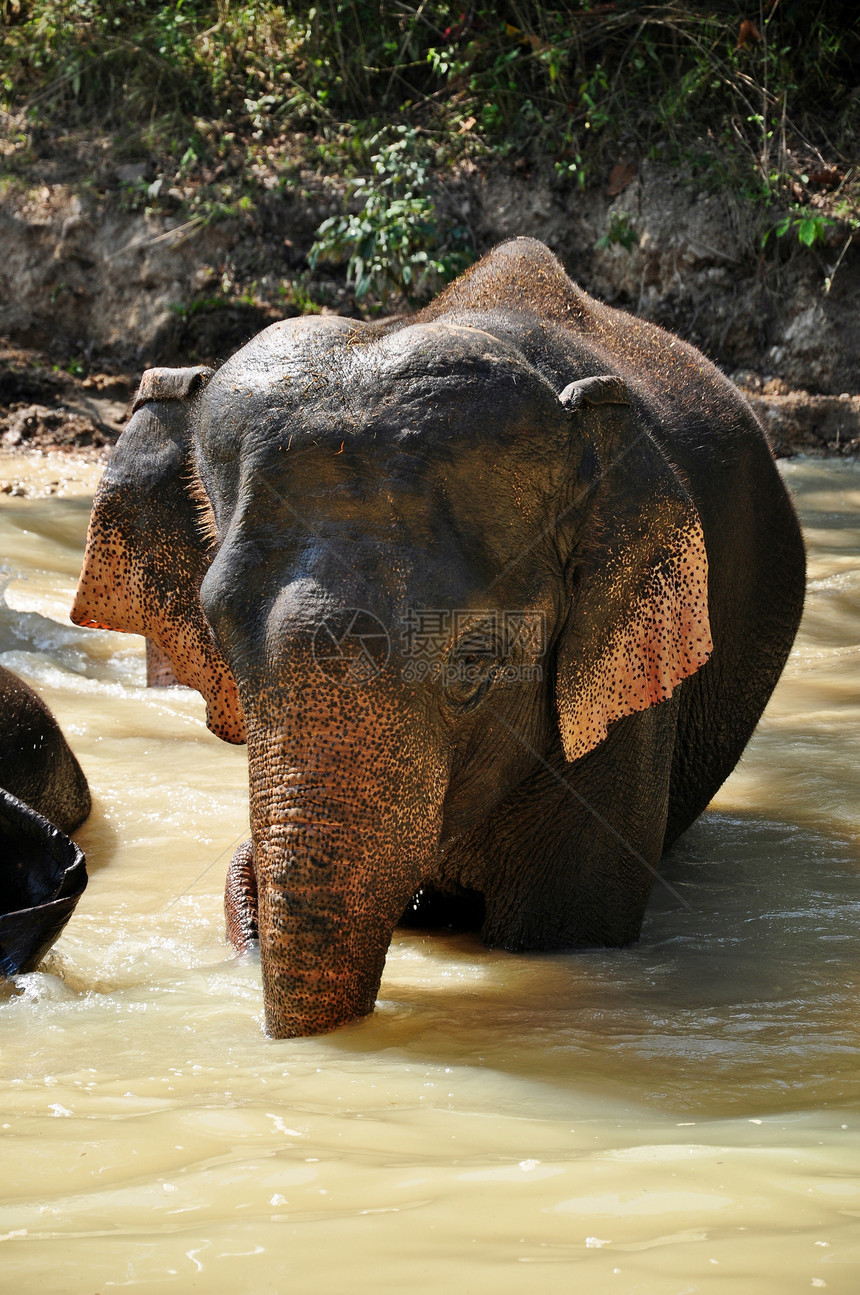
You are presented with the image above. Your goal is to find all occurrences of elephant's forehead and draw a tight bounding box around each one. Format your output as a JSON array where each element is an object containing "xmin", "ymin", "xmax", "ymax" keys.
[
  {"xmin": 203, "ymin": 320, "xmax": 554, "ymax": 456},
  {"xmin": 224, "ymin": 313, "xmax": 358, "ymax": 369},
  {"xmin": 215, "ymin": 317, "xmax": 532, "ymax": 389},
  {"xmin": 374, "ymin": 320, "xmax": 525, "ymax": 363},
  {"xmin": 358, "ymin": 324, "xmax": 540, "ymax": 402},
  {"xmin": 209, "ymin": 317, "xmax": 355, "ymax": 399}
]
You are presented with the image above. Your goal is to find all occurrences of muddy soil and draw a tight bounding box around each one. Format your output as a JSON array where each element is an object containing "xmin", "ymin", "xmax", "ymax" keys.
[
  {"xmin": 0, "ymin": 341, "xmax": 131, "ymax": 454},
  {"xmin": 1, "ymin": 156, "xmax": 857, "ymax": 459}
]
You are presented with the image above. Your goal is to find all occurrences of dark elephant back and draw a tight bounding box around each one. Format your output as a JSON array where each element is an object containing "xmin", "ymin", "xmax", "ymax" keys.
[{"xmin": 0, "ymin": 664, "xmax": 91, "ymax": 834}]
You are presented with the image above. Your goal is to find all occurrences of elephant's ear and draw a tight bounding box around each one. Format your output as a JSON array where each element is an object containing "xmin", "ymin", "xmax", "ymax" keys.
[
  {"xmin": 554, "ymin": 375, "xmax": 712, "ymax": 763},
  {"xmin": 71, "ymin": 366, "xmax": 246, "ymax": 745}
]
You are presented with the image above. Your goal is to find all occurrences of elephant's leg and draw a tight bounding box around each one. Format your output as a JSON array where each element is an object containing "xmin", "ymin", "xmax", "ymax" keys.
[
  {"xmin": 145, "ymin": 640, "xmax": 183, "ymax": 688},
  {"xmin": 437, "ymin": 701, "xmax": 680, "ymax": 951},
  {"xmin": 225, "ymin": 838, "xmax": 258, "ymax": 950}
]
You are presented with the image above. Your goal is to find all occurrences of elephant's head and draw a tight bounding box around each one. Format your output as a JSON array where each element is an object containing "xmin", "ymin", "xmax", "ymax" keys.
[{"xmin": 72, "ymin": 312, "xmax": 711, "ymax": 1038}]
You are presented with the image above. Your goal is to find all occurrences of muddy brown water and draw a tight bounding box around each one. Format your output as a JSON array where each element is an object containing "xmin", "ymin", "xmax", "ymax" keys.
[{"xmin": 0, "ymin": 454, "xmax": 858, "ymax": 1293}]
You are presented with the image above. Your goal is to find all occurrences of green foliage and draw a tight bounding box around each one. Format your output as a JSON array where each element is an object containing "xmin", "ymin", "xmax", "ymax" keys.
[
  {"xmin": 763, "ymin": 208, "xmax": 835, "ymax": 249},
  {"xmin": 0, "ymin": 0, "xmax": 286, "ymax": 126},
  {"xmin": 280, "ymin": 278, "xmax": 322, "ymax": 314},
  {"xmin": 309, "ymin": 126, "xmax": 473, "ymax": 303},
  {"xmin": 3, "ymin": 3, "xmax": 857, "ymax": 159},
  {"xmin": 596, "ymin": 210, "xmax": 637, "ymax": 254},
  {"xmin": 1, "ymin": 2, "xmax": 856, "ymax": 294},
  {"xmin": 169, "ymin": 296, "xmax": 238, "ymax": 318}
]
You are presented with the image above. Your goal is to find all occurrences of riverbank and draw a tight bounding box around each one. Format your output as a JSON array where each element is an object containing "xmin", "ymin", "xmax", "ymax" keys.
[{"xmin": 2, "ymin": 7, "xmax": 857, "ymax": 455}]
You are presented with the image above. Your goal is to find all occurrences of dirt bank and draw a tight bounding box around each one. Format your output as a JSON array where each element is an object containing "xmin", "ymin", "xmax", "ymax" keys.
[{"xmin": 1, "ymin": 157, "xmax": 858, "ymax": 458}]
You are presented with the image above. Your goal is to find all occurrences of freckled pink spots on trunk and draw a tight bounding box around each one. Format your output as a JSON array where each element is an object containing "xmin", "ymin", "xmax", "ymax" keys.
[{"xmin": 243, "ymin": 678, "xmax": 448, "ymax": 1037}]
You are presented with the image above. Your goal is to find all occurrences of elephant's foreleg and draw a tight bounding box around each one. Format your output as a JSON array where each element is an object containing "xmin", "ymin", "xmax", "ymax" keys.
[
  {"xmin": 435, "ymin": 701, "xmax": 680, "ymax": 952},
  {"xmin": 145, "ymin": 640, "xmax": 183, "ymax": 688},
  {"xmin": 225, "ymin": 838, "xmax": 258, "ymax": 950}
]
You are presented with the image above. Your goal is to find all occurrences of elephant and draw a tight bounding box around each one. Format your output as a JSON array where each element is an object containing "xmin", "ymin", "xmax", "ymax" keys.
[
  {"xmin": 0, "ymin": 664, "xmax": 90, "ymax": 974},
  {"xmin": 71, "ymin": 237, "xmax": 805, "ymax": 1038},
  {"xmin": 0, "ymin": 664, "xmax": 91, "ymax": 834}
]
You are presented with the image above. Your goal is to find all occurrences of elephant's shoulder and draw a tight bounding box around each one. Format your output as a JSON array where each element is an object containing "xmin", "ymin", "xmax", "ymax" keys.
[{"xmin": 419, "ymin": 238, "xmax": 586, "ymax": 325}]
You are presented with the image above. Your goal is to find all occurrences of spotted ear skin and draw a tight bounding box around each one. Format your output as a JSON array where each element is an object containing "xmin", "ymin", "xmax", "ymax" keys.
[
  {"xmin": 71, "ymin": 366, "xmax": 246, "ymax": 745},
  {"xmin": 555, "ymin": 393, "xmax": 712, "ymax": 763}
]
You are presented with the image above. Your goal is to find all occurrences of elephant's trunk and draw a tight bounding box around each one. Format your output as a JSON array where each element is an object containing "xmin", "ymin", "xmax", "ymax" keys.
[{"xmin": 246, "ymin": 690, "xmax": 446, "ymax": 1038}]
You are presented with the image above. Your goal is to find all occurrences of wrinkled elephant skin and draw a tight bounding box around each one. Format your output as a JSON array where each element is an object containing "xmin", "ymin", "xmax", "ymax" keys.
[{"xmin": 72, "ymin": 239, "xmax": 805, "ymax": 1037}]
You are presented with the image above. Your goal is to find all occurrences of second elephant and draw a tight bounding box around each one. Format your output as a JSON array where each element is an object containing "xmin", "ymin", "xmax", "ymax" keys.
[
  {"xmin": 0, "ymin": 664, "xmax": 90, "ymax": 834},
  {"xmin": 0, "ymin": 664, "xmax": 90, "ymax": 974}
]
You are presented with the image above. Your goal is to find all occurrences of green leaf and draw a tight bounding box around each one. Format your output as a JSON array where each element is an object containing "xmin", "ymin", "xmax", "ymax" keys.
[{"xmin": 797, "ymin": 218, "xmax": 818, "ymax": 246}]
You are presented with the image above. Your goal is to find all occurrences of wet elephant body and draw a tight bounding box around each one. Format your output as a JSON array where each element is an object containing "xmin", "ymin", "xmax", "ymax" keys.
[
  {"xmin": 72, "ymin": 239, "xmax": 805, "ymax": 1036},
  {"xmin": 0, "ymin": 665, "xmax": 90, "ymax": 974},
  {"xmin": 0, "ymin": 664, "xmax": 90, "ymax": 834}
]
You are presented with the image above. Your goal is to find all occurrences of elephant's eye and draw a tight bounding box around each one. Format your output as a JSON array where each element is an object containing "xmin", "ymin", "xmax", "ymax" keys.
[{"xmin": 443, "ymin": 641, "xmax": 498, "ymax": 712}]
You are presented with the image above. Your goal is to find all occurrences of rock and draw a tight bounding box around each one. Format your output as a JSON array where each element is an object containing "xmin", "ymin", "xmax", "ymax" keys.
[
  {"xmin": 0, "ymin": 402, "xmax": 112, "ymax": 450},
  {"xmin": 0, "ymin": 162, "xmax": 857, "ymax": 401},
  {"xmin": 474, "ymin": 160, "xmax": 858, "ymax": 398},
  {"xmin": 116, "ymin": 162, "xmax": 150, "ymax": 185},
  {"xmin": 738, "ymin": 384, "xmax": 860, "ymax": 456}
]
